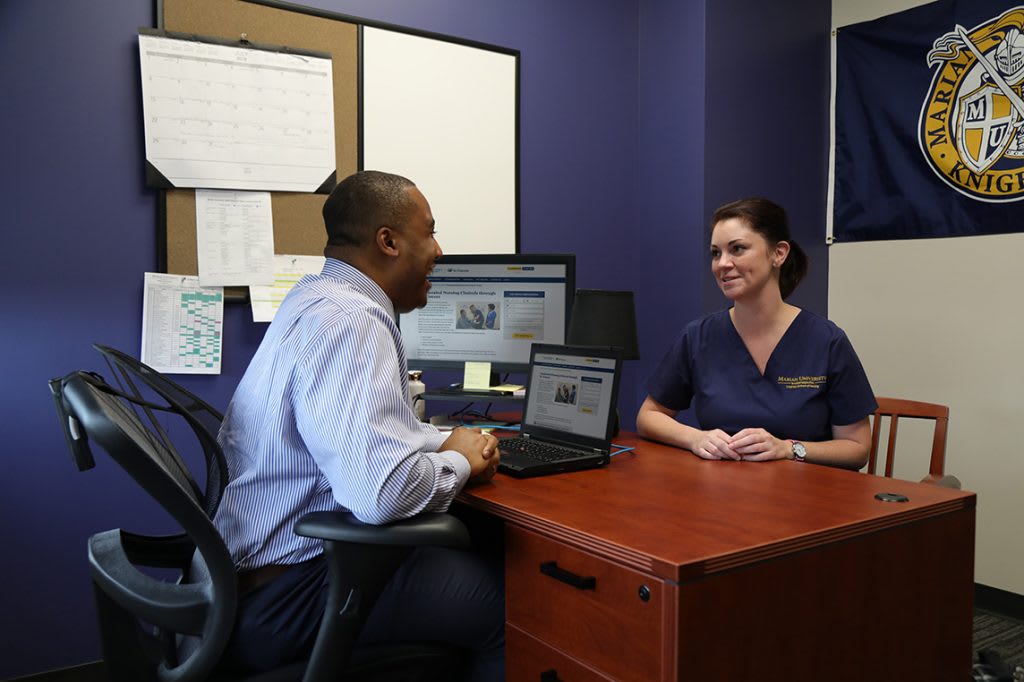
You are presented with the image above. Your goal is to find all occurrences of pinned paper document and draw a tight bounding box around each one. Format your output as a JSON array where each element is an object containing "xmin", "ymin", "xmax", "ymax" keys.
[
  {"xmin": 249, "ymin": 254, "xmax": 326, "ymax": 322},
  {"xmin": 141, "ymin": 273, "xmax": 224, "ymax": 374}
]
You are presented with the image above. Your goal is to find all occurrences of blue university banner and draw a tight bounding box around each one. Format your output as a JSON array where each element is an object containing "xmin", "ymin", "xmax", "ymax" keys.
[{"xmin": 834, "ymin": 1, "xmax": 1024, "ymax": 242}]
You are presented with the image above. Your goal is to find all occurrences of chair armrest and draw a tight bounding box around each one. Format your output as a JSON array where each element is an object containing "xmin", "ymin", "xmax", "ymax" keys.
[
  {"xmin": 294, "ymin": 511, "xmax": 470, "ymax": 549},
  {"xmin": 295, "ymin": 511, "xmax": 471, "ymax": 681},
  {"xmin": 88, "ymin": 529, "xmax": 211, "ymax": 635},
  {"xmin": 920, "ymin": 473, "xmax": 962, "ymax": 489}
]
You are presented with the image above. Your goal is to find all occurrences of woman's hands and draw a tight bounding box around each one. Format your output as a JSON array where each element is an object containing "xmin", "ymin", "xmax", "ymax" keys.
[
  {"xmin": 728, "ymin": 428, "xmax": 790, "ymax": 461},
  {"xmin": 638, "ymin": 397, "xmax": 864, "ymax": 466},
  {"xmin": 693, "ymin": 420, "xmax": 872, "ymax": 468},
  {"xmin": 639, "ymin": 395, "xmax": 792, "ymax": 462},
  {"xmin": 692, "ymin": 427, "xmax": 790, "ymax": 461},
  {"xmin": 691, "ymin": 429, "xmax": 740, "ymax": 460}
]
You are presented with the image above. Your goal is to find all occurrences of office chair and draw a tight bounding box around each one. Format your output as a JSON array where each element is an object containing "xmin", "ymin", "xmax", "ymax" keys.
[
  {"xmin": 50, "ymin": 369, "xmax": 469, "ymax": 682},
  {"xmin": 869, "ymin": 397, "xmax": 960, "ymax": 488}
]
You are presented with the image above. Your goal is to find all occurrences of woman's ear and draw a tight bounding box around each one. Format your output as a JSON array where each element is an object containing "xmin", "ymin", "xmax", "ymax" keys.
[{"xmin": 773, "ymin": 240, "xmax": 791, "ymax": 268}]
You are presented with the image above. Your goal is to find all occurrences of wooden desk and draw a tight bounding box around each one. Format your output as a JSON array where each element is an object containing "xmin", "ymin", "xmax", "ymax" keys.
[{"xmin": 458, "ymin": 433, "xmax": 975, "ymax": 681}]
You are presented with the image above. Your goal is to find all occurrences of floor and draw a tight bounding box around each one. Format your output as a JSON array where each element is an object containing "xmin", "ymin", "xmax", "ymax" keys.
[
  {"xmin": 11, "ymin": 609, "xmax": 1024, "ymax": 681},
  {"xmin": 973, "ymin": 609, "xmax": 1024, "ymax": 679}
]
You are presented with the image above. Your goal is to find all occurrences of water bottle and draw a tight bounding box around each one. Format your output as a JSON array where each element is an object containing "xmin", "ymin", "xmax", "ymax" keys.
[{"xmin": 408, "ymin": 370, "xmax": 426, "ymax": 421}]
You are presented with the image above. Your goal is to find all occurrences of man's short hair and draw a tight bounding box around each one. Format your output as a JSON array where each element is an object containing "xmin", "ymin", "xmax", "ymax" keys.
[{"xmin": 322, "ymin": 170, "xmax": 416, "ymax": 248}]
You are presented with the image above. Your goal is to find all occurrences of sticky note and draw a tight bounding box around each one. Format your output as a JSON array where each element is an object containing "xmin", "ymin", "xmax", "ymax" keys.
[{"xmin": 463, "ymin": 361, "xmax": 492, "ymax": 389}]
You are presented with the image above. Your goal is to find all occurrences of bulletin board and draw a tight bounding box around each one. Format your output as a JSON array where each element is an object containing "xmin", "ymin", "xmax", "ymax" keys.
[
  {"xmin": 158, "ymin": 0, "xmax": 359, "ymax": 289},
  {"xmin": 153, "ymin": 0, "xmax": 520, "ymax": 301}
]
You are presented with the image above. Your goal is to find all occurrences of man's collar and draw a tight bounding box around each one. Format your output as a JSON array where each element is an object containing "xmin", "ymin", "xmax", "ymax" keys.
[{"xmin": 321, "ymin": 257, "xmax": 395, "ymax": 318}]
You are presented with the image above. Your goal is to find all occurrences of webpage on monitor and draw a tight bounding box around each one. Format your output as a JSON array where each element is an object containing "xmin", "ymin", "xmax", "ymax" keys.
[{"xmin": 402, "ymin": 261, "xmax": 569, "ymax": 367}]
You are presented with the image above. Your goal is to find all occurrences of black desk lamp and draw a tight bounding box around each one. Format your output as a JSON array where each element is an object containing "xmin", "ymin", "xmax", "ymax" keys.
[
  {"xmin": 567, "ymin": 289, "xmax": 640, "ymax": 359},
  {"xmin": 567, "ymin": 289, "xmax": 640, "ymax": 435}
]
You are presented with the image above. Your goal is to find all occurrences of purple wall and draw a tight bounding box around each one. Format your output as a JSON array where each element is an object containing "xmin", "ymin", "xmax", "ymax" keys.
[
  {"xmin": 703, "ymin": 0, "xmax": 832, "ymax": 315},
  {"xmin": 0, "ymin": 0, "xmax": 827, "ymax": 676},
  {"xmin": 634, "ymin": 0, "xmax": 708, "ymax": 418}
]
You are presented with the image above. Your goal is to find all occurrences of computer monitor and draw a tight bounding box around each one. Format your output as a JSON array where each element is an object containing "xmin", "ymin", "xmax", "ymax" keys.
[{"xmin": 400, "ymin": 254, "xmax": 576, "ymax": 374}]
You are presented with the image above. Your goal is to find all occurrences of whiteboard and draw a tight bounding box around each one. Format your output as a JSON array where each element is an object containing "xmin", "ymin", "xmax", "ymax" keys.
[{"xmin": 362, "ymin": 27, "xmax": 518, "ymax": 254}]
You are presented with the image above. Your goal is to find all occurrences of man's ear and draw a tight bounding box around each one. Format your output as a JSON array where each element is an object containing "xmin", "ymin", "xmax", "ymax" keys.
[{"xmin": 376, "ymin": 226, "xmax": 399, "ymax": 256}]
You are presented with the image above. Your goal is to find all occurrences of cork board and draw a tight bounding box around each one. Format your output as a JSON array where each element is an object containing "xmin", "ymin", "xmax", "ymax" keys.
[{"xmin": 159, "ymin": 0, "xmax": 359, "ymax": 278}]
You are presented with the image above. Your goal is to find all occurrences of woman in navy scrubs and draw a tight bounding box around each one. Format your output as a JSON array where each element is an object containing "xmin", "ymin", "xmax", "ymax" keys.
[{"xmin": 637, "ymin": 198, "xmax": 876, "ymax": 468}]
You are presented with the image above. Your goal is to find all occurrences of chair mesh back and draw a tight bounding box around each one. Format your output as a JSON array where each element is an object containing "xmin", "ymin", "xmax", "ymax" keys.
[
  {"xmin": 94, "ymin": 345, "xmax": 227, "ymax": 517},
  {"xmin": 91, "ymin": 385, "xmax": 204, "ymax": 505}
]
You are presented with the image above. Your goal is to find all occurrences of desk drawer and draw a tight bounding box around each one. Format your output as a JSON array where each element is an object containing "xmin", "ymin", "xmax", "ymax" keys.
[
  {"xmin": 508, "ymin": 623, "xmax": 614, "ymax": 681},
  {"xmin": 506, "ymin": 526, "xmax": 663, "ymax": 681}
]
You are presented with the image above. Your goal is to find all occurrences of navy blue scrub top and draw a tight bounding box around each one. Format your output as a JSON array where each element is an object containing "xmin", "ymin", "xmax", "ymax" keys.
[{"xmin": 647, "ymin": 309, "xmax": 877, "ymax": 443}]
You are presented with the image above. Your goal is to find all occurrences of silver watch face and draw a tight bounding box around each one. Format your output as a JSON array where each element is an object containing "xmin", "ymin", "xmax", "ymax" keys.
[{"xmin": 792, "ymin": 442, "xmax": 807, "ymax": 460}]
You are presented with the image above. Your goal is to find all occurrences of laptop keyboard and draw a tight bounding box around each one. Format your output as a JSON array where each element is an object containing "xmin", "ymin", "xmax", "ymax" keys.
[{"xmin": 500, "ymin": 437, "xmax": 585, "ymax": 462}]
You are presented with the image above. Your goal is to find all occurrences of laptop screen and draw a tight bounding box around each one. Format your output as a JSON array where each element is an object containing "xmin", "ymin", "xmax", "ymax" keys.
[{"xmin": 523, "ymin": 347, "xmax": 619, "ymax": 440}]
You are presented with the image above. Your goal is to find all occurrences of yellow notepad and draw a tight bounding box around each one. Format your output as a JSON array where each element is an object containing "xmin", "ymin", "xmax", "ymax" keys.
[{"xmin": 491, "ymin": 384, "xmax": 524, "ymax": 392}]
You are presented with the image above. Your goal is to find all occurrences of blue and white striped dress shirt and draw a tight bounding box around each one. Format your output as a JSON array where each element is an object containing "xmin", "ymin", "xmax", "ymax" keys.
[{"xmin": 214, "ymin": 258, "xmax": 470, "ymax": 570}]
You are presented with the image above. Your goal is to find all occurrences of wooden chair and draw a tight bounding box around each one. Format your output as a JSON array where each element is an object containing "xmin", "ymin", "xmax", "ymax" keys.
[{"xmin": 869, "ymin": 397, "xmax": 960, "ymax": 488}]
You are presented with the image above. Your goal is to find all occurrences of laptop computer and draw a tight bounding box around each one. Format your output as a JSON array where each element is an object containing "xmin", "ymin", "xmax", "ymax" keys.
[{"xmin": 497, "ymin": 343, "xmax": 623, "ymax": 478}]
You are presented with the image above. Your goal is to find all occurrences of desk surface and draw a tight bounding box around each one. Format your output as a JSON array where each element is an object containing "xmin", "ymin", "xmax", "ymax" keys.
[{"xmin": 459, "ymin": 432, "xmax": 975, "ymax": 583}]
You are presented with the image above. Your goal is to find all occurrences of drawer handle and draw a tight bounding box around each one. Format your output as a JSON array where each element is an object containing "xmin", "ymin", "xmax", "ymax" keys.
[
  {"xmin": 540, "ymin": 670, "xmax": 561, "ymax": 682},
  {"xmin": 540, "ymin": 561, "xmax": 596, "ymax": 590}
]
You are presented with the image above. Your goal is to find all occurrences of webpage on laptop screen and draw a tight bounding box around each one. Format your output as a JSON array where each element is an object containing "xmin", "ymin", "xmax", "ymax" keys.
[{"xmin": 526, "ymin": 351, "xmax": 615, "ymax": 439}]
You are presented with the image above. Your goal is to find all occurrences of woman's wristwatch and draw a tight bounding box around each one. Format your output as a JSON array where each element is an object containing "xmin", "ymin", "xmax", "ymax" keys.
[{"xmin": 789, "ymin": 440, "xmax": 807, "ymax": 462}]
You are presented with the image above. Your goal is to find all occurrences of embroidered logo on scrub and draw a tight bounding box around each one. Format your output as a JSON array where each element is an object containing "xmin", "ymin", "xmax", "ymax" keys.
[{"xmin": 776, "ymin": 375, "xmax": 826, "ymax": 389}]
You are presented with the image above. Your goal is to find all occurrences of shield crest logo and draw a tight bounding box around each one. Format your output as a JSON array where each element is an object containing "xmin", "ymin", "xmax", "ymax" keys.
[{"xmin": 956, "ymin": 82, "xmax": 1020, "ymax": 174}]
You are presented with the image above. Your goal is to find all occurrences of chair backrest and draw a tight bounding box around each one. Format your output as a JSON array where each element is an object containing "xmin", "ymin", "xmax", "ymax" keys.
[
  {"xmin": 53, "ymin": 370, "xmax": 237, "ymax": 682},
  {"xmin": 869, "ymin": 397, "xmax": 950, "ymax": 483},
  {"xmin": 93, "ymin": 344, "xmax": 228, "ymax": 517}
]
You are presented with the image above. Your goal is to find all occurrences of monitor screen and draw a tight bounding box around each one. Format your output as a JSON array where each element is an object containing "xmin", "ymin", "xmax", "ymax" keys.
[{"xmin": 400, "ymin": 254, "xmax": 576, "ymax": 373}]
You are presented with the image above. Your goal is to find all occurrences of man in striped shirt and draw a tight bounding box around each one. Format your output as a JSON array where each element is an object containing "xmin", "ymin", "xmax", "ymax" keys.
[{"xmin": 215, "ymin": 171, "xmax": 504, "ymax": 679}]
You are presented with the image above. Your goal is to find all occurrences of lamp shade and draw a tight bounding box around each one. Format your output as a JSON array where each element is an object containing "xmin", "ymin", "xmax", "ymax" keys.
[{"xmin": 566, "ymin": 289, "xmax": 640, "ymax": 360}]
